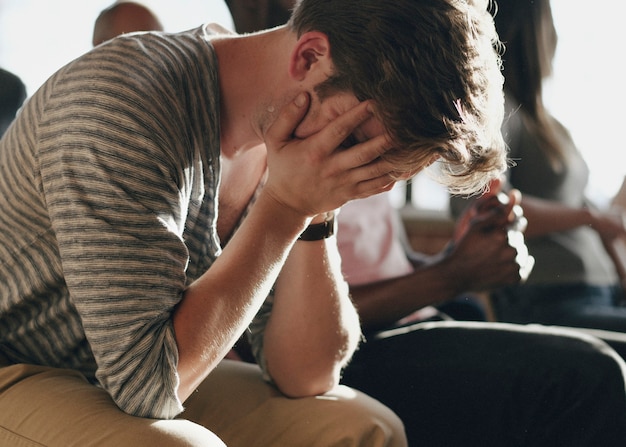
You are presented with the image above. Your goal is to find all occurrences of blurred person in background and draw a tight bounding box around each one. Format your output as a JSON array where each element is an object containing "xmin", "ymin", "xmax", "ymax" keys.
[
  {"xmin": 92, "ymin": 1, "xmax": 164, "ymax": 46},
  {"xmin": 0, "ymin": 67, "xmax": 27, "ymax": 136},
  {"xmin": 225, "ymin": 0, "xmax": 293, "ymax": 33},
  {"xmin": 451, "ymin": 0, "xmax": 626, "ymax": 332}
]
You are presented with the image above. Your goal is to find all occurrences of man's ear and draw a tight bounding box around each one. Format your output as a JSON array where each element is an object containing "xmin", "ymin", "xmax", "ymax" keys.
[{"xmin": 288, "ymin": 31, "xmax": 332, "ymax": 82}]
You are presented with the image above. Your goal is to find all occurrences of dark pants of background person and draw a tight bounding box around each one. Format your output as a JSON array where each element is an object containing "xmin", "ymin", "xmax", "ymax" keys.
[
  {"xmin": 493, "ymin": 283, "xmax": 626, "ymax": 331},
  {"xmin": 340, "ymin": 320, "xmax": 626, "ymax": 447},
  {"xmin": 492, "ymin": 283, "xmax": 626, "ymax": 359}
]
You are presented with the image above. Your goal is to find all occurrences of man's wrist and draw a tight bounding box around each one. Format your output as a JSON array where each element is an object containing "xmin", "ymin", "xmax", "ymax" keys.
[
  {"xmin": 308, "ymin": 210, "xmax": 335, "ymax": 225},
  {"xmin": 299, "ymin": 211, "xmax": 336, "ymax": 241}
]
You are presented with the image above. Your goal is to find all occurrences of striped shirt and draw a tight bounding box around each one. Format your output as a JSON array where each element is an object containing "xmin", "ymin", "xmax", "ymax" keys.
[{"xmin": 0, "ymin": 25, "xmax": 249, "ymax": 419}]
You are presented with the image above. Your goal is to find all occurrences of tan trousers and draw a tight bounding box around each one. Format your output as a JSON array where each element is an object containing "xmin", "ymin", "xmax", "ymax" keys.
[{"xmin": 0, "ymin": 357, "xmax": 406, "ymax": 447}]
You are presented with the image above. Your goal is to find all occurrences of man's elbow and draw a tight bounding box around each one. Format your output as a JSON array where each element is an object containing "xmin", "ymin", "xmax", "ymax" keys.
[{"xmin": 272, "ymin": 365, "xmax": 342, "ymax": 398}]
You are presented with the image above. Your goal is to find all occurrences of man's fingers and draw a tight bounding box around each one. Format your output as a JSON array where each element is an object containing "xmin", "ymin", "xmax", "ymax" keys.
[
  {"xmin": 336, "ymin": 133, "xmax": 394, "ymax": 170},
  {"xmin": 350, "ymin": 175, "xmax": 396, "ymax": 200},
  {"xmin": 264, "ymin": 93, "xmax": 310, "ymax": 148},
  {"xmin": 309, "ymin": 100, "xmax": 376, "ymax": 156}
]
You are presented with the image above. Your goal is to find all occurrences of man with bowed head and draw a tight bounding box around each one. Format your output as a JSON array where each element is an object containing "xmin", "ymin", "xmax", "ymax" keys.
[{"xmin": 1, "ymin": 1, "xmax": 621, "ymax": 447}]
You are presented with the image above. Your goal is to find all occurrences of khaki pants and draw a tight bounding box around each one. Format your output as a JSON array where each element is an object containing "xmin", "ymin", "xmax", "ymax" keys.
[{"xmin": 0, "ymin": 357, "xmax": 406, "ymax": 447}]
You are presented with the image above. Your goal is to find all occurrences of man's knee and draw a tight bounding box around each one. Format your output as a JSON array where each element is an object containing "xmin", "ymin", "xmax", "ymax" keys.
[
  {"xmin": 183, "ymin": 360, "xmax": 407, "ymax": 446},
  {"xmin": 310, "ymin": 385, "xmax": 408, "ymax": 447},
  {"xmin": 108, "ymin": 418, "xmax": 226, "ymax": 447},
  {"xmin": 215, "ymin": 386, "xmax": 407, "ymax": 446}
]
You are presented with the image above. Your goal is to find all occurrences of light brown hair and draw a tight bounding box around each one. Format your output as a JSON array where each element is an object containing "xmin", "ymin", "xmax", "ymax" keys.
[{"xmin": 290, "ymin": 0, "xmax": 506, "ymax": 194}]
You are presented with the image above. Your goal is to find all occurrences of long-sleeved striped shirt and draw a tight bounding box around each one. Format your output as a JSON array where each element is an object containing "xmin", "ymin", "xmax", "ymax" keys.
[{"xmin": 0, "ymin": 25, "xmax": 242, "ymax": 419}]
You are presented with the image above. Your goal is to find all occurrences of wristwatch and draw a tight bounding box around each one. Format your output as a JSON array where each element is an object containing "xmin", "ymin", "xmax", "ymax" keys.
[{"xmin": 298, "ymin": 212, "xmax": 336, "ymax": 241}]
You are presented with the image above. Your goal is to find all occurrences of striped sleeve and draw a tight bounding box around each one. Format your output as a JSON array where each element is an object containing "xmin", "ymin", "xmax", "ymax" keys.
[{"xmin": 31, "ymin": 30, "xmax": 220, "ymax": 418}]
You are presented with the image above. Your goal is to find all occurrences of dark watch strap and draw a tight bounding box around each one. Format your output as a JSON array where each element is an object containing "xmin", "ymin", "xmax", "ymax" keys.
[{"xmin": 298, "ymin": 216, "xmax": 336, "ymax": 241}]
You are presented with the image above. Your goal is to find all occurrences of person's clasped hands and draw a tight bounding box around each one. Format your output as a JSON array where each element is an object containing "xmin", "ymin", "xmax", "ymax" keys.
[{"xmin": 449, "ymin": 178, "xmax": 535, "ymax": 291}]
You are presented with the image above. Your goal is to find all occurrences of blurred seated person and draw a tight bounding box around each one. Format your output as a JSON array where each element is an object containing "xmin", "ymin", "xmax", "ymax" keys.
[
  {"xmin": 337, "ymin": 178, "xmax": 532, "ymax": 332},
  {"xmin": 92, "ymin": 1, "xmax": 164, "ymax": 46},
  {"xmin": 0, "ymin": 68, "xmax": 27, "ymax": 136},
  {"xmin": 450, "ymin": 0, "xmax": 626, "ymax": 332}
]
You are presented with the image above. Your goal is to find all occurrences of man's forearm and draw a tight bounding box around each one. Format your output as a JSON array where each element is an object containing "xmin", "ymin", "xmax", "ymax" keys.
[
  {"xmin": 264, "ymin": 237, "xmax": 361, "ymax": 397},
  {"xmin": 173, "ymin": 191, "xmax": 309, "ymax": 402}
]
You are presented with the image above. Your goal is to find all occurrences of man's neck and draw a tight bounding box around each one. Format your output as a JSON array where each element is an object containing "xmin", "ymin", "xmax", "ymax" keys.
[{"xmin": 211, "ymin": 25, "xmax": 293, "ymax": 159}]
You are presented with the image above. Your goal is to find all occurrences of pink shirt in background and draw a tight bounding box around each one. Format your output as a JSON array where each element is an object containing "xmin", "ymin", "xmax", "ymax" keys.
[{"xmin": 337, "ymin": 192, "xmax": 414, "ymax": 286}]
